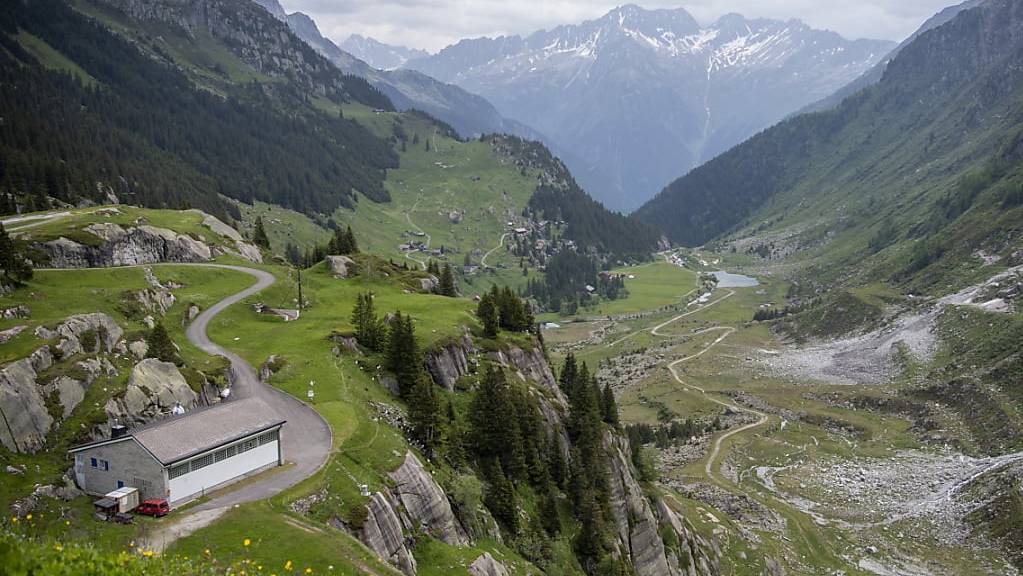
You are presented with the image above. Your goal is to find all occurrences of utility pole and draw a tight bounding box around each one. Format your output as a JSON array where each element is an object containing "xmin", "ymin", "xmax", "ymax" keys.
[{"xmin": 297, "ymin": 267, "xmax": 304, "ymax": 311}]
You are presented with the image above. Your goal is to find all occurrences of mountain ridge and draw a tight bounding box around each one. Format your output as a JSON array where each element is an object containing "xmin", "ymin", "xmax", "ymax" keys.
[{"xmin": 405, "ymin": 4, "xmax": 894, "ymax": 212}]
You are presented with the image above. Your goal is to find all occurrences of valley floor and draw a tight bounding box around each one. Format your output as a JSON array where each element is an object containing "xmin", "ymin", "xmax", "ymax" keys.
[{"xmin": 544, "ymin": 250, "xmax": 1022, "ymax": 576}]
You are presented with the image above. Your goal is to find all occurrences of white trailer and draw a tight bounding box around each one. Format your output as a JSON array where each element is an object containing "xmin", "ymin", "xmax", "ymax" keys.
[{"xmin": 105, "ymin": 487, "xmax": 139, "ymax": 514}]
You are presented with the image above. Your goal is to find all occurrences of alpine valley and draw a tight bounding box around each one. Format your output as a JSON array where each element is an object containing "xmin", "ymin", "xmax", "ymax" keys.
[{"xmin": 1, "ymin": 1, "xmax": 1022, "ymax": 576}]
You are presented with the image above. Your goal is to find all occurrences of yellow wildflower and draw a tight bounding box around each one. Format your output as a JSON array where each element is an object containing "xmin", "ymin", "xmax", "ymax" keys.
[
  {"xmin": 204, "ymin": 548, "xmax": 211, "ymax": 556},
  {"xmin": 53, "ymin": 543, "xmax": 63, "ymax": 552},
  {"xmin": 304, "ymin": 569, "xmax": 312, "ymax": 574},
  {"xmin": 142, "ymin": 550, "xmax": 154, "ymax": 558},
  {"xmin": 243, "ymin": 538, "xmax": 251, "ymax": 547},
  {"xmin": 25, "ymin": 513, "xmax": 32, "ymax": 520},
  {"xmin": 284, "ymin": 560, "xmax": 293, "ymax": 571}
]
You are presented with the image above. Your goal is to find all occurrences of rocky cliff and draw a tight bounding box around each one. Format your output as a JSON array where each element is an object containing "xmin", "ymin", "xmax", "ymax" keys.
[
  {"xmin": 0, "ymin": 312, "xmax": 219, "ymax": 453},
  {"xmin": 36, "ymin": 224, "xmax": 212, "ymax": 268},
  {"xmin": 95, "ymin": 0, "xmax": 389, "ymax": 108}
]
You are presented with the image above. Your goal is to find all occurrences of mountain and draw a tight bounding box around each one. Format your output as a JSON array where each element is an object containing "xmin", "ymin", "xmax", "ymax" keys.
[
  {"xmin": 800, "ymin": 0, "xmax": 985, "ymax": 114},
  {"xmin": 405, "ymin": 5, "xmax": 894, "ymax": 212},
  {"xmin": 635, "ymin": 0, "xmax": 1023, "ymax": 292},
  {"xmin": 252, "ymin": 0, "xmax": 538, "ymax": 139},
  {"xmin": 0, "ymin": 0, "xmax": 395, "ymax": 220},
  {"xmin": 340, "ymin": 34, "xmax": 429, "ymax": 70}
]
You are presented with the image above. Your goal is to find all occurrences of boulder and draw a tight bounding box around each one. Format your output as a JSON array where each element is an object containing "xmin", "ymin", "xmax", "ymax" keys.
[
  {"xmin": 1, "ymin": 305, "xmax": 30, "ymax": 319},
  {"xmin": 187, "ymin": 304, "xmax": 201, "ymax": 322},
  {"xmin": 326, "ymin": 255, "xmax": 355, "ymax": 278},
  {"xmin": 419, "ymin": 275, "xmax": 439, "ymax": 293},
  {"xmin": 128, "ymin": 340, "xmax": 149, "ymax": 360},
  {"xmin": 45, "ymin": 376, "xmax": 86, "ymax": 418},
  {"xmin": 0, "ymin": 325, "xmax": 26, "ymax": 344},
  {"xmin": 48, "ymin": 313, "xmax": 124, "ymax": 354},
  {"xmin": 0, "ymin": 353, "xmax": 54, "ymax": 453},
  {"xmin": 195, "ymin": 210, "xmax": 244, "ymax": 242},
  {"xmin": 388, "ymin": 451, "xmax": 468, "ymax": 546},
  {"xmin": 468, "ymin": 552, "xmax": 510, "ymax": 576},
  {"xmin": 133, "ymin": 288, "xmax": 176, "ymax": 317},
  {"xmin": 233, "ymin": 240, "xmax": 263, "ymax": 263},
  {"xmin": 104, "ymin": 359, "xmax": 197, "ymax": 427},
  {"xmin": 361, "ymin": 492, "xmax": 417, "ymax": 576}
]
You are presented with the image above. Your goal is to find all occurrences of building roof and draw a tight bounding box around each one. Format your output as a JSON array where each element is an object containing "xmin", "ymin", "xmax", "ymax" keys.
[{"xmin": 70, "ymin": 398, "xmax": 285, "ymax": 466}]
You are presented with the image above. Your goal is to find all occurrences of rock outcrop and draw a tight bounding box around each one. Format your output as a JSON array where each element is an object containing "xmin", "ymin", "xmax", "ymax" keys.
[
  {"xmin": 35, "ymin": 313, "xmax": 124, "ymax": 357},
  {"xmin": 419, "ymin": 275, "xmax": 439, "ymax": 293},
  {"xmin": 326, "ymin": 255, "xmax": 355, "ymax": 278},
  {"xmin": 362, "ymin": 492, "xmax": 417, "ymax": 576},
  {"xmin": 388, "ymin": 451, "xmax": 468, "ymax": 546},
  {"xmin": 36, "ymin": 224, "xmax": 212, "ymax": 268},
  {"xmin": 0, "ymin": 350, "xmax": 54, "ymax": 453},
  {"xmin": 605, "ymin": 432, "xmax": 720, "ymax": 576},
  {"xmin": 425, "ymin": 334, "xmax": 475, "ymax": 390},
  {"xmin": 104, "ymin": 359, "xmax": 198, "ymax": 428},
  {"xmin": 468, "ymin": 552, "xmax": 510, "ymax": 576},
  {"xmin": 0, "ymin": 325, "xmax": 26, "ymax": 344},
  {"xmin": 1, "ymin": 305, "xmax": 30, "ymax": 319}
]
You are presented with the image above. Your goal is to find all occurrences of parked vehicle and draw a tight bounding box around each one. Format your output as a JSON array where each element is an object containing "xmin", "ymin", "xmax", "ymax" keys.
[{"xmin": 136, "ymin": 499, "xmax": 170, "ymax": 517}]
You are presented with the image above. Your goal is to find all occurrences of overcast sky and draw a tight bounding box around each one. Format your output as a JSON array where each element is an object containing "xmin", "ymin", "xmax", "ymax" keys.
[{"xmin": 278, "ymin": 0, "xmax": 958, "ymax": 53}]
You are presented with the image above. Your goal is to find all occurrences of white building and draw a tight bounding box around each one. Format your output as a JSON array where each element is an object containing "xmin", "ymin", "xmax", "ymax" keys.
[{"xmin": 69, "ymin": 398, "xmax": 285, "ymax": 505}]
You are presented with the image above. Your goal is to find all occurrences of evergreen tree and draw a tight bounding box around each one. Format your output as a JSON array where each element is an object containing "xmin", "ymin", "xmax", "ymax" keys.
[
  {"xmin": 439, "ymin": 263, "xmax": 456, "ymax": 297},
  {"xmin": 559, "ymin": 353, "xmax": 578, "ymax": 398},
  {"xmin": 146, "ymin": 322, "xmax": 178, "ymax": 363},
  {"xmin": 350, "ymin": 292, "xmax": 386, "ymax": 351},
  {"xmin": 252, "ymin": 216, "xmax": 270, "ymax": 249},
  {"xmin": 601, "ymin": 382, "xmax": 620, "ymax": 427},
  {"xmin": 344, "ymin": 225, "xmax": 359, "ymax": 254},
  {"xmin": 483, "ymin": 459, "xmax": 518, "ymax": 535},
  {"xmin": 476, "ymin": 293, "xmax": 499, "ymax": 339},
  {"xmin": 540, "ymin": 487, "xmax": 561, "ymax": 536},
  {"xmin": 386, "ymin": 312, "xmax": 420, "ymax": 398},
  {"xmin": 408, "ymin": 376, "xmax": 441, "ymax": 457},
  {"xmin": 0, "ymin": 224, "xmax": 32, "ymax": 287}
]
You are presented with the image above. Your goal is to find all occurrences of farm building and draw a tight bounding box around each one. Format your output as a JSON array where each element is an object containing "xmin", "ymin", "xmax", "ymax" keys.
[{"xmin": 68, "ymin": 398, "xmax": 285, "ymax": 505}]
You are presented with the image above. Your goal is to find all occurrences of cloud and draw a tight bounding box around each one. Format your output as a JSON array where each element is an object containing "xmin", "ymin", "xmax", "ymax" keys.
[{"xmin": 278, "ymin": 0, "xmax": 958, "ymax": 52}]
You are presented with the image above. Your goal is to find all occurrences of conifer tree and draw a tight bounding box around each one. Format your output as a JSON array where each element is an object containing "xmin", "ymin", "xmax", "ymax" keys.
[
  {"xmin": 483, "ymin": 459, "xmax": 518, "ymax": 535},
  {"xmin": 386, "ymin": 312, "xmax": 420, "ymax": 398},
  {"xmin": 252, "ymin": 216, "xmax": 270, "ymax": 249},
  {"xmin": 602, "ymin": 382, "xmax": 620, "ymax": 427},
  {"xmin": 439, "ymin": 263, "xmax": 456, "ymax": 297},
  {"xmin": 0, "ymin": 224, "xmax": 32, "ymax": 287},
  {"xmin": 146, "ymin": 322, "xmax": 178, "ymax": 363},
  {"xmin": 476, "ymin": 293, "xmax": 499, "ymax": 338},
  {"xmin": 351, "ymin": 293, "xmax": 386, "ymax": 351},
  {"xmin": 409, "ymin": 376, "xmax": 441, "ymax": 457}
]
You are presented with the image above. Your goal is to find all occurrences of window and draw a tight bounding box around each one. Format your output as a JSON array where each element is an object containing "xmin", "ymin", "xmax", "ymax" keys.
[
  {"xmin": 90, "ymin": 458, "xmax": 97, "ymax": 468},
  {"xmin": 101, "ymin": 460, "xmax": 109, "ymax": 471},
  {"xmin": 168, "ymin": 464, "xmax": 188, "ymax": 479},
  {"xmin": 258, "ymin": 429, "xmax": 279, "ymax": 445},
  {"xmin": 237, "ymin": 439, "xmax": 257, "ymax": 453},
  {"xmin": 214, "ymin": 448, "xmax": 229, "ymax": 463},
  {"xmin": 90, "ymin": 458, "xmax": 109, "ymax": 471},
  {"xmin": 117, "ymin": 480, "xmax": 124, "ymax": 489},
  {"xmin": 190, "ymin": 454, "xmax": 214, "ymax": 472}
]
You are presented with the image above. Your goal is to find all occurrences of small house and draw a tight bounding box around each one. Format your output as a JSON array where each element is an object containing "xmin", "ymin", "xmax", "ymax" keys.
[{"xmin": 69, "ymin": 398, "xmax": 285, "ymax": 505}]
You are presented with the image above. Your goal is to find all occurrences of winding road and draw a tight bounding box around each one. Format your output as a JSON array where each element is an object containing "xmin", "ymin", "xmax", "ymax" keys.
[{"xmin": 145, "ymin": 264, "xmax": 332, "ymax": 550}]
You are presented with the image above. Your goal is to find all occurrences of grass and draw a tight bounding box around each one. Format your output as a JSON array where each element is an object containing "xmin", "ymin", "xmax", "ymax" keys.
[
  {"xmin": 15, "ymin": 30, "xmax": 98, "ymax": 86},
  {"xmin": 167, "ymin": 501, "xmax": 399, "ymax": 575}
]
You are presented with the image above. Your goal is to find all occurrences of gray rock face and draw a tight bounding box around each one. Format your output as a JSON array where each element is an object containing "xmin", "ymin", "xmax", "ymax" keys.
[
  {"xmin": 46, "ymin": 376, "xmax": 87, "ymax": 419},
  {"xmin": 1, "ymin": 305, "xmax": 30, "ymax": 319},
  {"xmin": 326, "ymin": 255, "xmax": 355, "ymax": 278},
  {"xmin": 0, "ymin": 325, "xmax": 26, "ymax": 344},
  {"xmin": 0, "ymin": 352, "xmax": 54, "ymax": 453},
  {"xmin": 132, "ymin": 287, "xmax": 177, "ymax": 317},
  {"xmin": 419, "ymin": 275, "xmax": 439, "ymax": 293},
  {"xmin": 196, "ymin": 210, "xmax": 243, "ymax": 242},
  {"xmin": 41, "ymin": 313, "xmax": 124, "ymax": 356},
  {"xmin": 488, "ymin": 345, "xmax": 562, "ymax": 399},
  {"xmin": 362, "ymin": 492, "xmax": 417, "ymax": 576},
  {"xmin": 37, "ymin": 224, "xmax": 212, "ymax": 268},
  {"xmin": 388, "ymin": 451, "xmax": 468, "ymax": 546},
  {"xmin": 425, "ymin": 334, "xmax": 475, "ymax": 390},
  {"xmin": 128, "ymin": 340, "xmax": 149, "ymax": 360},
  {"xmin": 468, "ymin": 552, "xmax": 510, "ymax": 576},
  {"xmin": 105, "ymin": 359, "xmax": 198, "ymax": 427}
]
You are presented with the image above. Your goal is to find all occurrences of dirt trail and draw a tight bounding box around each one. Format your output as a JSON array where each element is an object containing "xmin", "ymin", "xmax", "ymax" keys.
[
  {"xmin": 403, "ymin": 198, "xmax": 430, "ymax": 271},
  {"xmin": 481, "ymin": 232, "xmax": 509, "ymax": 269}
]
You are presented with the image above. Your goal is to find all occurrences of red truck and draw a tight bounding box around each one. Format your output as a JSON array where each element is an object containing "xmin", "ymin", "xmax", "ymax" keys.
[{"xmin": 135, "ymin": 499, "xmax": 170, "ymax": 517}]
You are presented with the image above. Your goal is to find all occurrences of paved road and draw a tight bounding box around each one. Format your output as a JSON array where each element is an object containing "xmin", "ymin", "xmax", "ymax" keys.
[{"xmin": 149, "ymin": 264, "xmax": 332, "ymax": 549}]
